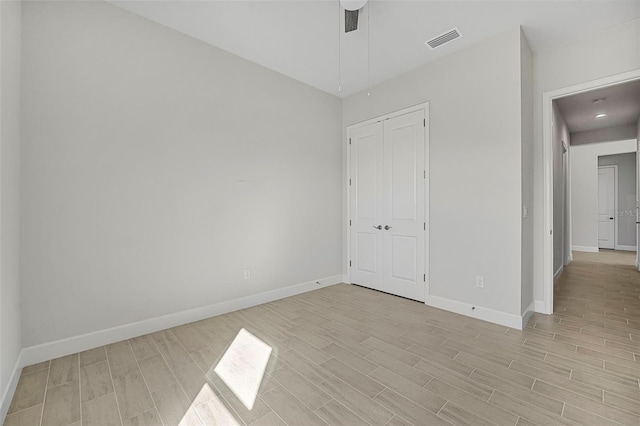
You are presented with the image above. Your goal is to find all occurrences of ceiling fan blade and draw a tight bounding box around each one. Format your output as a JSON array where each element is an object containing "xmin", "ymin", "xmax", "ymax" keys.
[{"xmin": 345, "ymin": 9, "xmax": 359, "ymax": 33}]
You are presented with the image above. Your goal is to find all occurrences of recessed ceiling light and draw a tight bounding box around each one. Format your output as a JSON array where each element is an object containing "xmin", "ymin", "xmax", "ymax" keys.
[
  {"xmin": 595, "ymin": 113, "xmax": 607, "ymax": 118},
  {"xmin": 593, "ymin": 98, "xmax": 606, "ymax": 104}
]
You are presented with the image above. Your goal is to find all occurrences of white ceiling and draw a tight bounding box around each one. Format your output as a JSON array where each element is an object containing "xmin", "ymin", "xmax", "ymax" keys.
[
  {"xmin": 111, "ymin": 1, "xmax": 640, "ymax": 98},
  {"xmin": 555, "ymin": 80, "xmax": 640, "ymax": 133}
]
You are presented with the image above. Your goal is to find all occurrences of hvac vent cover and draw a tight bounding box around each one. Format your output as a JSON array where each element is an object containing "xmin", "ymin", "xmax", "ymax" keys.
[{"xmin": 425, "ymin": 27, "xmax": 463, "ymax": 49}]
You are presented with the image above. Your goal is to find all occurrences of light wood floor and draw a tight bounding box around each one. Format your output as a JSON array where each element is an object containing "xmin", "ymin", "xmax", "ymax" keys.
[{"xmin": 4, "ymin": 251, "xmax": 639, "ymax": 426}]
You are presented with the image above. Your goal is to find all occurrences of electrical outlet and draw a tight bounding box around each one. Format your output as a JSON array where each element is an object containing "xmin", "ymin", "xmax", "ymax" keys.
[
  {"xmin": 243, "ymin": 269, "xmax": 251, "ymax": 280},
  {"xmin": 476, "ymin": 276, "xmax": 484, "ymax": 288}
]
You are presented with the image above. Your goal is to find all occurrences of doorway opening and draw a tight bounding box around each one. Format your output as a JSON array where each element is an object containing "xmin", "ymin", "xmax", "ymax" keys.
[{"xmin": 542, "ymin": 72, "xmax": 640, "ymax": 314}]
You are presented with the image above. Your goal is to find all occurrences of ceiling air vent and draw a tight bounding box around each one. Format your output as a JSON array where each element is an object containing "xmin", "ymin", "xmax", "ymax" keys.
[{"xmin": 425, "ymin": 27, "xmax": 463, "ymax": 49}]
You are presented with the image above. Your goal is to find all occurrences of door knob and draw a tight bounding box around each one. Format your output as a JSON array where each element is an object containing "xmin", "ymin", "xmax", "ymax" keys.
[
  {"xmin": 384, "ymin": 225, "xmax": 392, "ymax": 230},
  {"xmin": 372, "ymin": 225, "xmax": 382, "ymax": 230}
]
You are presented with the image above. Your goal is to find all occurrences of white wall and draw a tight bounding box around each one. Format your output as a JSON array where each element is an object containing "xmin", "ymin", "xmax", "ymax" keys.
[
  {"xmin": 570, "ymin": 139, "xmax": 637, "ymax": 250},
  {"xmin": 552, "ymin": 103, "xmax": 570, "ymax": 274},
  {"xmin": 0, "ymin": 0, "xmax": 22, "ymax": 417},
  {"xmin": 533, "ymin": 17, "xmax": 640, "ymax": 302},
  {"xmin": 21, "ymin": 1, "xmax": 342, "ymax": 347},
  {"xmin": 520, "ymin": 30, "xmax": 534, "ymax": 314},
  {"xmin": 572, "ymin": 124, "xmax": 637, "ymax": 146},
  {"xmin": 343, "ymin": 29, "xmax": 524, "ymax": 319},
  {"xmin": 599, "ymin": 152, "xmax": 637, "ymax": 248}
]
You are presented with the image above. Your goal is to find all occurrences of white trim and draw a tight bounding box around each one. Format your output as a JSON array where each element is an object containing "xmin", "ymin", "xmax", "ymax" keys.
[
  {"xmin": 19, "ymin": 275, "xmax": 343, "ymax": 368},
  {"xmin": 534, "ymin": 300, "xmax": 546, "ymax": 313},
  {"xmin": 346, "ymin": 102, "xmax": 430, "ymax": 301},
  {"xmin": 425, "ymin": 295, "xmax": 525, "ymax": 330},
  {"xmin": 1, "ymin": 352, "xmax": 23, "ymax": 423},
  {"xmin": 542, "ymin": 69, "xmax": 640, "ymax": 317},
  {"xmin": 346, "ymin": 118, "xmax": 351, "ymax": 285},
  {"xmin": 424, "ymin": 107, "xmax": 430, "ymax": 302},
  {"xmin": 572, "ymin": 245, "xmax": 599, "ymax": 253},
  {"xmin": 565, "ymin": 143, "xmax": 573, "ymax": 269},
  {"xmin": 616, "ymin": 245, "xmax": 637, "ymax": 252},
  {"xmin": 553, "ymin": 265, "xmax": 564, "ymax": 281},
  {"xmin": 345, "ymin": 102, "xmax": 429, "ymax": 129},
  {"xmin": 521, "ymin": 301, "xmax": 535, "ymax": 329}
]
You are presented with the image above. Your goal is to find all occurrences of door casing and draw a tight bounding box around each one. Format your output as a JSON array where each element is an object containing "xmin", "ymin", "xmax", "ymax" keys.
[{"xmin": 542, "ymin": 69, "xmax": 640, "ymax": 315}]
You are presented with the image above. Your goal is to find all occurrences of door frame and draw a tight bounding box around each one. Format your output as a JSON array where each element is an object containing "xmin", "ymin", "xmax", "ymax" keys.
[
  {"xmin": 542, "ymin": 69, "xmax": 640, "ymax": 315},
  {"xmin": 345, "ymin": 102, "xmax": 430, "ymax": 302},
  {"xmin": 597, "ymin": 164, "xmax": 618, "ymax": 250},
  {"xmin": 562, "ymin": 141, "xmax": 572, "ymax": 267}
]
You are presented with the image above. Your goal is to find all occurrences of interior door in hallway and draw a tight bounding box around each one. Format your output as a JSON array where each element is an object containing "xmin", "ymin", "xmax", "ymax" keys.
[
  {"xmin": 349, "ymin": 110, "xmax": 426, "ymax": 302},
  {"xmin": 598, "ymin": 166, "xmax": 616, "ymax": 249}
]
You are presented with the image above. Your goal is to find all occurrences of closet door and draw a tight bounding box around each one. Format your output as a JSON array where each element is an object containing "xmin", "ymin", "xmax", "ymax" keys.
[
  {"xmin": 382, "ymin": 110, "xmax": 425, "ymax": 301},
  {"xmin": 349, "ymin": 110, "xmax": 426, "ymax": 302},
  {"xmin": 349, "ymin": 121, "xmax": 384, "ymax": 291}
]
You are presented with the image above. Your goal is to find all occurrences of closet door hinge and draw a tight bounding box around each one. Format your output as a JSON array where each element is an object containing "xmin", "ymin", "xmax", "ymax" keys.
[
  {"xmin": 349, "ymin": 220, "xmax": 352, "ymax": 226},
  {"xmin": 349, "ymin": 178, "xmax": 352, "ymax": 186},
  {"xmin": 424, "ymin": 222, "xmax": 426, "ymax": 230},
  {"xmin": 349, "ymin": 138, "xmax": 352, "ymax": 145},
  {"xmin": 423, "ymin": 274, "xmax": 426, "ymax": 282},
  {"xmin": 349, "ymin": 260, "xmax": 352, "ymax": 267},
  {"xmin": 424, "ymin": 170, "xmax": 426, "ymax": 179},
  {"xmin": 423, "ymin": 119, "xmax": 426, "ymax": 127}
]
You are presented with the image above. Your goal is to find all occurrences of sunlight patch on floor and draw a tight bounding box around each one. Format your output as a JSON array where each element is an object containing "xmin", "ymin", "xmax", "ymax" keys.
[
  {"xmin": 213, "ymin": 328, "xmax": 272, "ymax": 410},
  {"xmin": 187, "ymin": 385, "xmax": 243, "ymax": 425}
]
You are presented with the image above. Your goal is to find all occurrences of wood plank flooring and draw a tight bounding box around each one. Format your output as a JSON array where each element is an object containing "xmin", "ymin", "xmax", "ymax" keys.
[{"xmin": 4, "ymin": 250, "xmax": 639, "ymax": 425}]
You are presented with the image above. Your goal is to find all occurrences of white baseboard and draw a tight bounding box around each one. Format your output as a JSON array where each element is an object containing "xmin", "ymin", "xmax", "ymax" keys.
[
  {"xmin": 521, "ymin": 301, "xmax": 535, "ymax": 329},
  {"xmin": 553, "ymin": 265, "xmax": 564, "ymax": 281},
  {"xmin": 572, "ymin": 245, "xmax": 599, "ymax": 253},
  {"xmin": 1, "ymin": 351, "xmax": 23, "ymax": 423},
  {"xmin": 425, "ymin": 295, "xmax": 524, "ymax": 330},
  {"xmin": 342, "ymin": 274, "xmax": 350, "ymax": 284},
  {"xmin": 616, "ymin": 245, "xmax": 637, "ymax": 252},
  {"xmin": 19, "ymin": 275, "xmax": 343, "ymax": 368},
  {"xmin": 534, "ymin": 300, "xmax": 546, "ymax": 313}
]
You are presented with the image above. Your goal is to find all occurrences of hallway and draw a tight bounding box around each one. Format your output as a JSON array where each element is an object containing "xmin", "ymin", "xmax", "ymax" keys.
[
  {"xmin": 530, "ymin": 249, "xmax": 640, "ymax": 420},
  {"xmin": 554, "ymin": 250, "xmax": 638, "ymax": 316}
]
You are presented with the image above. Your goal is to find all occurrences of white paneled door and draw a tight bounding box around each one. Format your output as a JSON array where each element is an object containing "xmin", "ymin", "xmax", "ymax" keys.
[
  {"xmin": 349, "ymin": 110, "xmax": 426, "ymax": 302},
  {"xmin": 349, "ymin": 121, "xmax": 385, "ymax": 292},
  {"xmin": 598, "ymin": 166, "xmax": 616, "ymax": 250}
]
